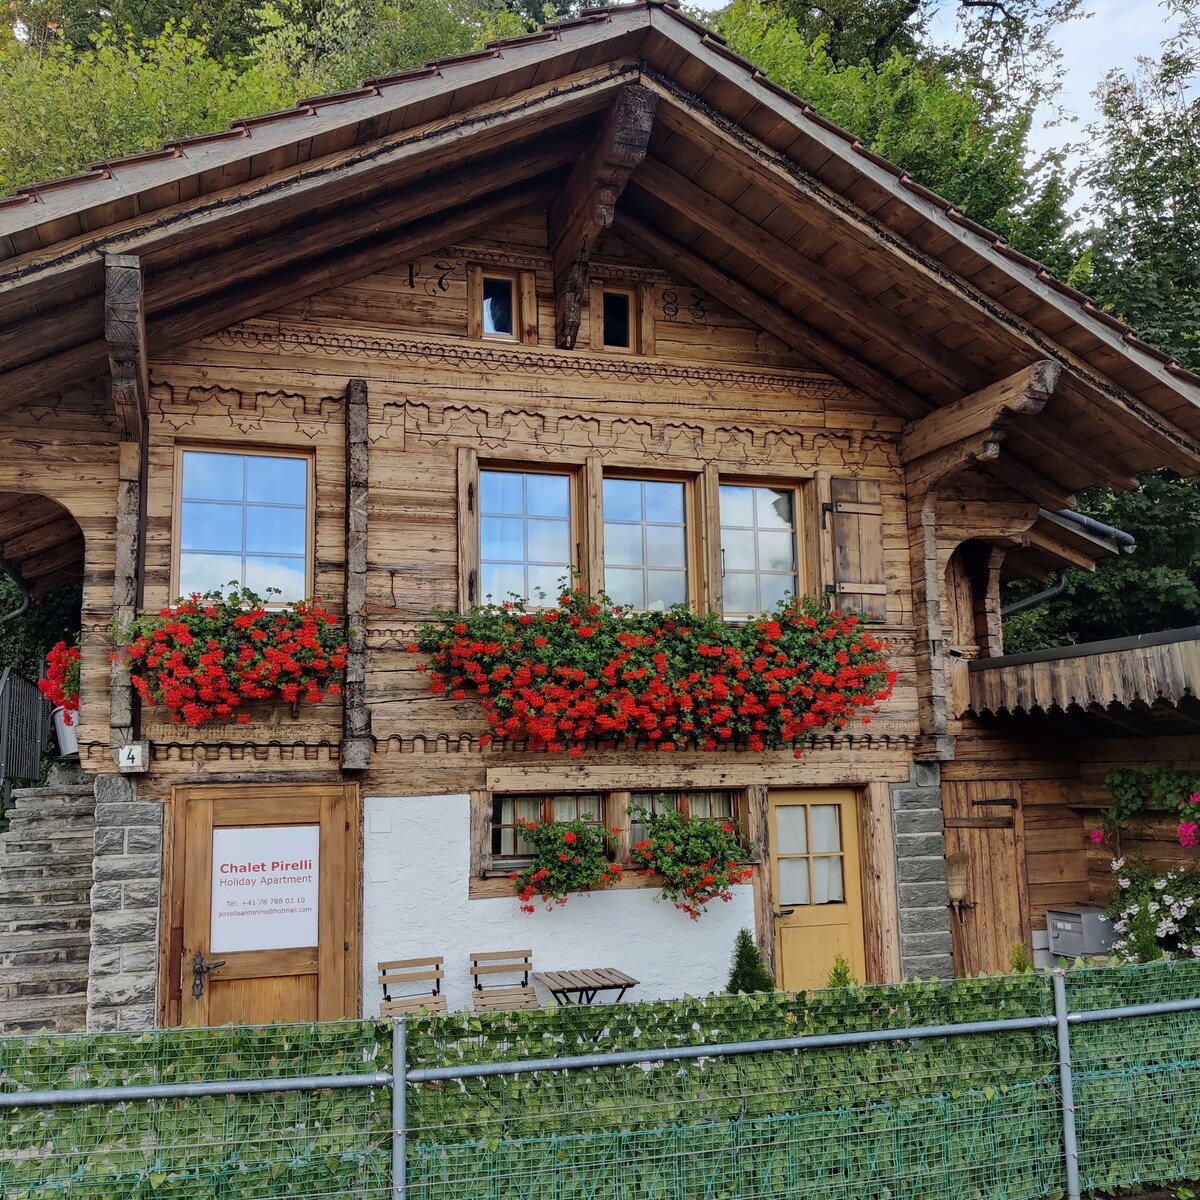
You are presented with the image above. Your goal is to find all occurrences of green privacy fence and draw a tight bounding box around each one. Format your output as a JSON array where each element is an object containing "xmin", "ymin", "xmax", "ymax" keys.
[{"xmin": 2, "ymin": 961, "xmax": 1200, "ymax": 1200}]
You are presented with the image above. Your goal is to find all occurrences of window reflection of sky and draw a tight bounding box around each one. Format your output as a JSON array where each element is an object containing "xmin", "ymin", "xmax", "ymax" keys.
[{"xmin": 179, "ymin": 451, "xmax": 308, "ymax": 600}]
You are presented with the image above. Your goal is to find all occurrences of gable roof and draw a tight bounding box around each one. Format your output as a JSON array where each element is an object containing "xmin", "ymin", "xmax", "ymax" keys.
[{"xmin": 1, "ymin": 0, "xmax": 1198, "ymax": 503}]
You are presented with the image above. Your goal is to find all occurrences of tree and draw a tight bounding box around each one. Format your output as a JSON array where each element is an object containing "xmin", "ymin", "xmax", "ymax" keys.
[
  {"xmin": 727, "ymin": 928, "xmax": 777, "ymax": 993},
  {"xmin": 716, "ymin": 0, "xmax": 1074, "ymax": 259},
  {"xmin": 0, "ymin": 577, "xmax": 82, "ymax": 684}
]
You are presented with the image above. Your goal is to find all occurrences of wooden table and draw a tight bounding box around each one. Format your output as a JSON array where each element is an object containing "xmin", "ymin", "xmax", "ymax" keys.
[{"xmin": 534, "ymin": 968, "xmax": 639, "ymax": 1006}]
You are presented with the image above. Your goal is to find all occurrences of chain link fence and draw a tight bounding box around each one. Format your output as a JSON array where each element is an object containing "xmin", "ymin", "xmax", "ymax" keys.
[{"xmin": 2, "ymin": 961, "xmax": 1199, "ymax": 1200}]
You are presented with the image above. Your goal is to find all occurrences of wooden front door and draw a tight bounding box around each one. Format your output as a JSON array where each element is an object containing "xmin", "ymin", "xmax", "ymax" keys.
[
  {"xmin": 769, "ymin": 789, "xmax": 865, "ymax": 990},
  {"xmin": 943, "ymin": 780, "xmax": 1028, "ymax": 976},
  {"xmin": 173, "ymin": 783, "xmax": 359, "ymax": 1026}
]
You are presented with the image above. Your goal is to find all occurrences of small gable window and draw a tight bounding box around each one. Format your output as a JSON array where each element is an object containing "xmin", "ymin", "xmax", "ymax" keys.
[
  {"xmin": 482, "ymin": 275, "xmax": 516, "ymax": 338},
  {"xmin": 602, "ymin": 288, "xmax": 633, "ymax": 349}
]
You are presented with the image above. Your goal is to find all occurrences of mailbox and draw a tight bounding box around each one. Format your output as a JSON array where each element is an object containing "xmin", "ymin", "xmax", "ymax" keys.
[{"xmin": 1045, "ymin": 906, "xmax": 1114, "ymax": 958}]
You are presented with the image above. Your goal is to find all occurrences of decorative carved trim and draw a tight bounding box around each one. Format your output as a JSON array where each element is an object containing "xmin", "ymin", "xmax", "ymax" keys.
[
  {"xmin": 380, "ymin": 398, "xmax": 898, "ymax": 469},
  {"xmin": 150, "ymin": 379, "xmax": 343, "ymax": 436},
  {"xmin": 206, "ymin": 323, "xmax": 846, "ymax": 397},
  {"xmin": 446, "ymin": 243, "xmax": 675, "ymax": 286}
]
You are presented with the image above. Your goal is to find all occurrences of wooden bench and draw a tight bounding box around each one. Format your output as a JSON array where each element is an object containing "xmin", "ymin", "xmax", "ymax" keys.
[
  {"xmin": 378, "ymin": 956, "xmax": 448, "ymax": 1017},
  {"xmin": 470, "ymin": 949, "xmax": 539, "ymax": 1013}
]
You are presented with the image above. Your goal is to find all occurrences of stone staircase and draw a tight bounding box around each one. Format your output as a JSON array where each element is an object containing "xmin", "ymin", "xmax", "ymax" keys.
[{"xmin": 0, "ymin": 771, "xmax": 95, "ymax": 1033}]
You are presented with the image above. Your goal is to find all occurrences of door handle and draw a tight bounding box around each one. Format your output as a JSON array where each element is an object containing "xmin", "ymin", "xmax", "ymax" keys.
[
  {"xmin": 774, "ymin": 908, "xmax": 796, "ymax": 917},
  {"xmin": 191, "ymin": 951, "xmax": 227, "ymax": 998}
]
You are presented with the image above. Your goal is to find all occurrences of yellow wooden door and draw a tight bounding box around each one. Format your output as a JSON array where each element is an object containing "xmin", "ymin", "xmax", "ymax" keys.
[
  {"xmin": 769, "ymin": 789, "xmax": 865, "ymax": 990},
  {"xmin": 177, "ymin": 783, "xmax": 358, "ymax": 1026}
]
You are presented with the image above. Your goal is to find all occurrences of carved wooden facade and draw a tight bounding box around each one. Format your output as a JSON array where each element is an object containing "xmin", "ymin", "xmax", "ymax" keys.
[{"xmin": 2, "ymin": 1, "xmax": 1200, "ymax": 1025}]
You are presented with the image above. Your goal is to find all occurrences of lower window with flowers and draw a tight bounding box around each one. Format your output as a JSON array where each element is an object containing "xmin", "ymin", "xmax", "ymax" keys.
[{"xmin": 486, "ymin": 789, "xmax": 753, "ymax": 917}]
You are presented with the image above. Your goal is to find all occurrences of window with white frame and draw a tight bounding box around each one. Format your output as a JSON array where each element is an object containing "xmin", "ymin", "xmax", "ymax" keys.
[
  {"xmin": 603, "ymin": 477, "xmax": 688, "ymax": 611},
  {"xmin": 177, "ymin": 449, "xmax": 310, "ymax": 601},
  {"xmin": 479, "ymin": 469, "xmax": 573, "ymax": 604},
  {"xmin": 628, "ymin": 790, "xmax": 741, "ymax": 846},
  {"xmin": 719, "ymin": 483, "xmax": 798, "ymax": 617}
]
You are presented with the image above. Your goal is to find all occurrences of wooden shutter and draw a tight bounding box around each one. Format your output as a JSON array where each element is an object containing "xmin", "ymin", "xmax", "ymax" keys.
[{"xmin": 827, "ymin": 477, "xmax": 887, "ymax": 621}]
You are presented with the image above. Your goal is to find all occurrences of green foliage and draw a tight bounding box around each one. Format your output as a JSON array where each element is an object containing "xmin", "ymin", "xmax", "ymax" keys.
[
  {"xmin": 726, "ymin": 927, "xmax": 777, "ymax": 993},
  {"xmin": 629, "ymin": 803, "xmax": 752, "ymax": 918},
  {"xmin": 0, "ymin": 577, "xmax": 81, "ymax": 684},
  {"xmin": 510, "ymin": 815, "xmax": 621, "ymax": 912},
  {"xmin": 715, "ymin": 0, "xmax": 1075, "ymax": 265},
  {"xmin": 1106, "ymin": 861, "xmax": 1200, "ymax": 964},
  {"xmin": 1009, "ymin": 942, "xmax": 1034, "ymax": 973},
  {"xmin": 1002, "ymin": 474, "xmax": 1200, "ymax": 652},
  {"xmin": 5, "ymin": 963, "xmax": 1200, "ymax": 1199},
  {"xmin": 826, "ymin": 952, "xmax": 857, "ymax": 987}
]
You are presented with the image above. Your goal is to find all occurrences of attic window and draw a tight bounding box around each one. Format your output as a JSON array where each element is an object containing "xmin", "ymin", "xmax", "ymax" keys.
[
  {"xmin": 482, "ymin": 275, "xmax": 516, "ymax": 338},
  {"xmin": 602, "ymin": 289, "xmax": 633, "ymax": 349}
]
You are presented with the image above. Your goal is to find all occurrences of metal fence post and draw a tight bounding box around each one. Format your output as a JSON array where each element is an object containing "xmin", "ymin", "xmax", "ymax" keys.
[
  {"xmin": 393, "ymin": 1017, "xmax": 407, "ymax": 1200},
  {"xmin": 1052, "ymin": 969, "xmax": 1082, "ymax": 1200}
]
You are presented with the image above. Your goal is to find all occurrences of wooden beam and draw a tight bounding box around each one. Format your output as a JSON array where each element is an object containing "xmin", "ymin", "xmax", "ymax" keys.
[
  {"xmin": 900, "ymin": 361, "xmax": 1060, "ymax": 464},
  {"xmin": 104, "ymin": 254, "xmax": 148, "ymax": 442},
  {"xmin": 549, "ymin": 84, "xmax": 657, "ymax": 349},
  {"xmin": 979, "ymin": 456, "xmax": 1075, "ymax": 511},
  {"xmin": 612, "ymin": 211, "xmax": 929, "ymax": 418},
  {"xmin": 1020, "ymin": 527, "xmax": 1101, "ymax": 571},
  {"xmin": 341, "ymin": 378, "xmax": 371, "ymax": 773},
  {"xmin": 110, "ymin": 441, "xmax": 140, "ymax": 753},
  {"xmin": 1026, "ymin": 414, "xmax": 1140, "ymax": 491},
  {"xmin": 631, "ymin": 159, "xmax": 979, "ymax": 393}
]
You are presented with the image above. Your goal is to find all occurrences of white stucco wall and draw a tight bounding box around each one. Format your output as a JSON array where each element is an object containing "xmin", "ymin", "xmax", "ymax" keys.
[{"xmin": 362, "ymin": 793, "xmax": 757, "ymax": 1016}]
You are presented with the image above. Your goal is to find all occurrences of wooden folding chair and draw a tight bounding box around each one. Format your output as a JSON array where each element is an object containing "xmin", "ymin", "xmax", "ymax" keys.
[
  {"xmin": 469, "ymin": 949, "xmax": 540, "ymax": 1013},
  {"xmin": 378, "ymin": 956, "xmax": 448, "ymax": 1017}
]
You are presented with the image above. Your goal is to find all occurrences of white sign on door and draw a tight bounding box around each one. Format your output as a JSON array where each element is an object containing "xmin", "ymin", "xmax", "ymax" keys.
[{"xmin": 210, "ymin": 825, "xmax": 320, "ymax": 953}]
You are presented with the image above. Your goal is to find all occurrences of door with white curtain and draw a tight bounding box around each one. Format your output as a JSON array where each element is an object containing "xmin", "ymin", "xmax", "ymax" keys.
[{"xmin": 769, "ymin": 789, "xmax": 865, "ymax": 990}]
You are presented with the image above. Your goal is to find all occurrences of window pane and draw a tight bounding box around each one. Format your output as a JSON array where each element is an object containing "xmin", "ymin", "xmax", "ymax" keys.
[
  {"xmin": 723, "ymin": 536, "xmax": 756, "ymax": 571},
  {"xmin": 758, "ymin": 531, "xmax": 795, "ymax": 573},
  {"xmin": 246, "ymin": 455, "xmax": 307, "ymax": 504},
  {"xmin": 644, "ymin": 481, "xmax": 684, "ymax": 523},
  {"xmin": 757, "ymin": 488, "xmax": 794, "ymax": 529},
  {"xmin": 810, "ymin": 805, "xmax": 842, "ymax": 853},
  {"xmin": 481, "ymin": 563, "xmax": 525, "ymax": 602},
  {"xmin": 481, "ymin": 517, "xmax": 525, "ymax": 562},
  {"xmin": 690, "ymin": 792, "xmax": 734, "ymax": 821},
  {"xmin": 244, "ymin": 557, "xmax": 307, "ymax": 601},
  {"xmin": 603, "ymin": 291, "xmax": 631, "ymax": 347},
  {"xmin": 603, "ymin": 479, "xmax": 643, "ymax": 522},
  {"xmin": 645, "ymin": 570, "xmax": 686, "ymax": 611},
  {"xmin": 604, "ymin": 523, "xmax": 643, "ymax": 566},
  {"xmin": 246, "ymin": 505, "xmax": 306, "ymax": 555},
  {"xmin": 483, "ymin": 277, "xmax": 514, "ymax": 335},
  {"xmin": 526, "ymin": 474, "xmax": 570, "ymax": 518},
  {"xmin": 774, "ymin": 805, "xmax": 808, "ymax": 854},
  {"xmin": 480, "ymin": 471, "xmax": 524, "ymax": 515},
  {"xmin": 527, "ymin": 518, "xmax": 570, "ymax": 564},
  {"xmin": 646, "ymin": 524, "xmax": 686, "ymax": 568},
  {"xmin": 812, "ymin": 856, "xmax": 844, "ymax": 904},
  {"xmin": 759, "ymin": 574, "xmax": 796, "ymax": 610},
  {"xmin": 778, "ymin": 859, "xmax": 811, "ymax": 906},
  {"xmin": 605, "ymin": 568, "xmax": 643, "ymax": 609},
  {"xmin": 723, "ymin": 573, "xmax": 758, "ymax": 615},
  {"xmin": 178, "ymin": 553, "xmax": 242, "ymax": 597},
  {"xmin": 181, "ymin": 451, "xmax": 243, "ymax": 501},
  {"xmin": 181, "ymin": 502, "xmax": 243, "ymax": 553},
  {"xmin": 527, "ymin": 565, "xmax": 566, "ymax": 601},
  {"xmin": 719, "ymin": 484, "xmax": 755, "ymax": 527}
]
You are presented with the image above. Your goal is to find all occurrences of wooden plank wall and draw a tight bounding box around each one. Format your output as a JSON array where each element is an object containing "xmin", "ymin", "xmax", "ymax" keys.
[{"xmin": 114, "ymin": 210, "xmax": 924, "ymax": 798}]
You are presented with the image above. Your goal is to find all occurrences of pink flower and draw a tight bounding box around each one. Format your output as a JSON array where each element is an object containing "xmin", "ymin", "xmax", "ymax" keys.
[
  {"xmin": 1190, "ymin": 793, "xmax": 1200, "ymax": 806},
  {"xmin": 1178, "ymin": 821, "xmax": 1199, "ymax": 849},
  {"xmin": 1088, "ymin": 828, "xmax": 1106, "ymax": 844}
]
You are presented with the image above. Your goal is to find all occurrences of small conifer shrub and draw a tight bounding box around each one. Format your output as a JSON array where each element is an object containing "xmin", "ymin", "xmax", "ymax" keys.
[
  {"xmin": 826, "ymin": 953, "xmax": 857, "ymax": 988},
  {"xmin": 726, "ymin": 928, "xmax": 776, "ymax": 994}
]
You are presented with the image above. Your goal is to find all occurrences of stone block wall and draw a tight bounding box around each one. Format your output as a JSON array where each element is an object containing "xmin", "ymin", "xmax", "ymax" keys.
[
  {"xmin": 87, "ymin": 774, "xmax": 163, "ymax": 1030},
  {"xmin": 890, "ymin": 762, "xmax": 954, "ymax": 978}
]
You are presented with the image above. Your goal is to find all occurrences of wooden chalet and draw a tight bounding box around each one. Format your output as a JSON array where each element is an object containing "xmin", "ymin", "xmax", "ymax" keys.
[{"xmin": 2, "ymin": 0, "xmax": 1200, "ymax": 1029}]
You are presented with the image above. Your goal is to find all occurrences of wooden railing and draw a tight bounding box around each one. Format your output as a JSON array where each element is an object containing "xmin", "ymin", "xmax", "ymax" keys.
[{"xmin": 0, "ymin": 667, "xmax": 49, "ymax": 816}]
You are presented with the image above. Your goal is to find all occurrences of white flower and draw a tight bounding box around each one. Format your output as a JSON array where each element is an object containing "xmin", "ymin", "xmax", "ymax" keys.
[
  {"xmin": 1157, "ymin": 918, "xmax": 1179, "ymax": 938},
  {"xmin": 1119, "ymin": 878, "xmax": 1131, "ymax": 889},
  {"xmin": 1192, "ymin": 946, "xmax": 1200, "ymax": 958},
  {"xmin": 1154, "ymin": 878, "xmax": 1168, "ymax": 891},
  {"xmin": 1111, "ymin": 857, "xmax": 1126, "ymax": 871},
  {"xmin": 1149, "ymin": 901, "xmax": 1160, "ymax": 914}
]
